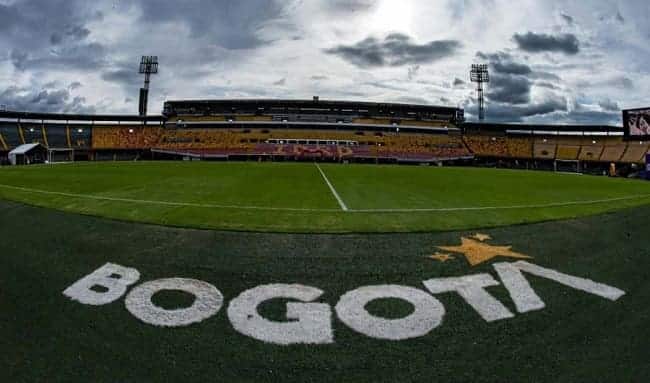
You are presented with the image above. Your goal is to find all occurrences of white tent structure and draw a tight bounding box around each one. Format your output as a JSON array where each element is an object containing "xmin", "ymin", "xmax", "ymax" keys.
[{"xmin": 8, "ymin": 143, "xmax": 46, "ymax": 165}]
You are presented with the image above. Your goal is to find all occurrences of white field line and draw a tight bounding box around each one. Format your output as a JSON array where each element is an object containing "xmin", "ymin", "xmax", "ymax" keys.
[
  {"xmin": 0, "ymin": 183, "xmax": 340, "ymax": 213},
  {"xmin": 0, "ymin": 183, "xmax": 649, "ymax": 214},
  {"xmin": 351, "ymin": 194, "xmax": 650, "ymax": 213},
  {"xmin": 314, "ymin": 163, "xmax": 349, "ymax": 211}
]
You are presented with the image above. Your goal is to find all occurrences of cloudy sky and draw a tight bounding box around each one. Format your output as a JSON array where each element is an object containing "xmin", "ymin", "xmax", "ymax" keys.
[{"xmin": 0, "ymin": 0, "xmax": 648, "ymax": 124}]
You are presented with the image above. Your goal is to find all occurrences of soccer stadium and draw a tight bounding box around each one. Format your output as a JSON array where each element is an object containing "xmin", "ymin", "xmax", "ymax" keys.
[{"xmin": 2, "ymin": 2, "xmax": 650, "ymax": 383}]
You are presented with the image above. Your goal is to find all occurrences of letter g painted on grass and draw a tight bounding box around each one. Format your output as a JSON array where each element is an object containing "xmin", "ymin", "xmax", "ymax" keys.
[
  {"xmin": 227, "ymin": 284, "xmax": 334, "ymax": 345},
  {"xmin": 62, "ymin": 263, "xmax": 140, "ymax": 305}
]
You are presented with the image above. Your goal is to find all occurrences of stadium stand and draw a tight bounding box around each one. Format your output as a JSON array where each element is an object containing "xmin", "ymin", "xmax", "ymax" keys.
[
  {"xmin": 600, "ymin": 144, "xmax": 627, "ymax": 162},
  {"xmin": 620, "ymin": 142, "xmax": 649, "ymax": 163},
  {"xmin": 152, "ymin": 128, "xmax": 470, "ymax": 161},
  {"xmin": 69, "ymin": 125, "xmax": 92, "ymax": 149},
  {"xmin": 373, "ymin": 133, "xmax": 470, "ymax": 160},
  {"xmin": 533, "ymin": 143, "xmax": 557, "ymax": 160},
  {"xmin": 462, "ymin": 135, "xmax": 508, "ymax": 157},
  {"xmin": 2, "ymin": 100, "xmax": 649, "ymax": 176},
  {"xmin": 0, "ymin": 123, "xmax": 21, "ymax": 149},
  {"xmin": 556, "ymin": 145, "xmax": 580, "ymax": 160},
  {"xmin": 45, "ymin": 124, "xmax": 69, "ymax": 148},
  {"xmin": 578, "ymin": 145, "xmax": 604, "ymax": 161},
  {"xmin": 21, "ymin": 124, "xmax": 45, "ymax": 145},
  {"xmin": 506, "ymin": 137, "xmax": 534, "ymax": 158},
  {"xmin": 92, "ymin": 126, "xmax": 162, "ymax": 149}
]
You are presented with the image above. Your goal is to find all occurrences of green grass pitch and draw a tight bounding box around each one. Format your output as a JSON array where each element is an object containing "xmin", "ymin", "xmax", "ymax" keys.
[
  {"xmin": 1, "ymin": 199, "xmax": 648, "ymax": 382},
  {"xmin": 1, "ymin": 162, "xmax": 649, "ymax": 382},
  {"xmin": 0, "ymin": 161, "xmax": 649, "ymax": 232}
]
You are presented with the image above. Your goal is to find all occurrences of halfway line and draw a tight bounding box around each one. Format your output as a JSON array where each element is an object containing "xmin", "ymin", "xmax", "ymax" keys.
[{"xmin": 313, "ymin": 163, "xmax": 349, "ymax": 211}]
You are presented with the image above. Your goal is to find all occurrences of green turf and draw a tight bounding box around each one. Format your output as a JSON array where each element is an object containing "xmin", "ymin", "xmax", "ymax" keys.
[
  {"xmin": 1, "ymin": 200, "xmax": 648, "ymax": 382},
  {"xmin": 0, "ymin": 161, "xmax": 649, "ymax": 232}
]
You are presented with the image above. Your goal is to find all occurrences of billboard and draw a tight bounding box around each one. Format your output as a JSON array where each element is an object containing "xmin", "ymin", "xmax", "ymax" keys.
[{"xmin": 623, "ymin": 107, "xmax": 650, "ymax": 138}]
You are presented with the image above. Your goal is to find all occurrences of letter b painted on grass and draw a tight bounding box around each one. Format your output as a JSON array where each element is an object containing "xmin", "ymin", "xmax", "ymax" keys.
[{"xmin": 63, "ymin": 263, "xmax": 140, "ymax": 305}]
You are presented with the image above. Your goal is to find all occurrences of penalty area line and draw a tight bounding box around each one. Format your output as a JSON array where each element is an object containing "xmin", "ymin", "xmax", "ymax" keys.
[{"xmin": 314, "ymin": 163, "xmax": 349, "ymax": 211}]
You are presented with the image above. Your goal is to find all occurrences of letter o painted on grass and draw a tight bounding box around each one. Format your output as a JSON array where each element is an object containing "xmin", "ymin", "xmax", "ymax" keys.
[
  {"xmin": 125, "ymin": 278, "xmax": 223, "ymax": 327},
  {"xmin": 335, "ymin": 285, "xmax": 445, "ymax": 340}
]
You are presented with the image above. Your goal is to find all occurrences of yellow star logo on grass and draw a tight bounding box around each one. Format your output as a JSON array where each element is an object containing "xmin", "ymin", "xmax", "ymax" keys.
[
  {"xmin": 471, "ymin": 233, "xmax": 492, "ymax": 242},
  {"xmin": 429, "ymin": 252, "xmax": 455, "ymax": 262},
  {"xmin": 438, "ymin": 237, "xmax": 531, "ymax": 266}
]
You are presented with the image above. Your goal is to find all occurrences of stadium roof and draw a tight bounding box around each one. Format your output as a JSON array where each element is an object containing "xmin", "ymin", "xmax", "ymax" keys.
[
  {"xmin": 164, "ymin": 98, "xmax": 460, "ymax": 111},
  {"xmin": 163, "ymin": 99, "xmax": 463, "ymax": 120},
  {"xmin": 9, "ymin": 143, "xmax": 42, "ymax": 155},
  {"xmin": 463, "ymin": 121, "xmax": 624, "ymax": 133},
  {"xmin": 0, "ymin": 111, "xmax": 164, "ymax": 122}
]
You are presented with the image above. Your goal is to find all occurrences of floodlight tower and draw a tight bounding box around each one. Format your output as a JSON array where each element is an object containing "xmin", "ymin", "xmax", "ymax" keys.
[
  {"xmin": 470, "ymin": 64, "xmax": 489, "ymax": 121},
  {"xmin": 138, "ymin": 56, "xmax": 158, "ymax": 117}
]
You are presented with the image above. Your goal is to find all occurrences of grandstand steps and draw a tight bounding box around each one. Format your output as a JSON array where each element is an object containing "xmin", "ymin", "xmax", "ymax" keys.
[
  {"xmin": 620, "ymin": 143, "xmax": 649, "ymax": 163},
  {"xmin": 600, "ymin": 145, "xmax": 626, "ymax": 162},
  {"xmin": 41, "ymin": 125, "xmax": 49, "ymax": 148},
  {"xmin": 17, "ymin": 124, "xmax": 25, "ymax": 145},
  {"xmin": 0, "ymin": 132, "xmax": 7, "ymax": 150},
  {"xmin": 578, "ymin": 145, "xmax": 604, "ymax": 162},
  {"xmin": 556, "ymin": 145, "xmax": 580, "ymax": 160}
]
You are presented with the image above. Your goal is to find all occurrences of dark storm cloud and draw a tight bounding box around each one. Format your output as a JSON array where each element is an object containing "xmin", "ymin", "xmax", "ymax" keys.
[
  {"xmin": 0, "ymin": 0, "xmax": 106, "ymax": 72},
  {"xmin": 488, "ymin": 74, "xmax": 532, "ymax": 104},
  {"xmin": 472, "ymin": 97, "xmax": 568, "ymax": 122},
  {"xmin": 102, "ymin": 67, "xmax": 142, "ymax": 86},
  {"xmin": 560, "ymin": 13, "xmax": 574, "ymax": 25},
  {"xmin": 477, "ymin": 52, "xmax": 533, "ymax": 105},
  {"xmin": 0, "ymin": 85, "xmax": 96, "ymax": 114},
  {"xmin": 492, "ymin": 61, "xmax": 532, "ymax": 75},
  {"xmin": 513, "ymin": 32, "xmax": 580, "ymax": 54},
  {"xmin": 325, "ymin": 33, "xmax": 461, "ymax": 67},
  {"xmin": 615, "ymin": 11, "xmax": 625, "ymax": 24},
  {"xmin": 407, "ymin": 65, "xmax": 420, "ymax": 80},
  {"xmin": 598, "ymin": 99, "xmax": 619, "ymax": 112},
  {"xmin": 136, "ymin": 0, "xmax": 288, "ymax": 50},
  {"xmin": 50, "ymin": 24, "xmax": 91, "ymax": 45},
  {"xmin": 326, "ymin": 0, "xmax": 377, "ymax": 13},
  {"xmin": 10, "ymin": 49, "xmax": 29, "ymax": 71}
]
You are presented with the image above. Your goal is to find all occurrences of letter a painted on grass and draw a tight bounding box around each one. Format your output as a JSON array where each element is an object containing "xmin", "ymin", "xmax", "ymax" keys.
[
  {"xmin": 492, "ymin": 262, "xmax": 546, "ymax": 313},
  {"xmin": 63, "ymin": 263, "xmax": 140, "ymax": 305},
  {"xmin": 500, "ymin": 261, "xmax": 625, "ymax": 301}
]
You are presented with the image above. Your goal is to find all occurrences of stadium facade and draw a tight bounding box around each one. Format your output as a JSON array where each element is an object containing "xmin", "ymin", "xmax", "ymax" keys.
[{"xmin": 0, "ymin": 98, "xmax": 647, "ymax": 175}]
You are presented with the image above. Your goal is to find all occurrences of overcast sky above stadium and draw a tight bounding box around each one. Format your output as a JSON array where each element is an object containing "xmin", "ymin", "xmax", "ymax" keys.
[{"xmin": 0, "ymin": 0, "xmax": 648, "ymax": 124}]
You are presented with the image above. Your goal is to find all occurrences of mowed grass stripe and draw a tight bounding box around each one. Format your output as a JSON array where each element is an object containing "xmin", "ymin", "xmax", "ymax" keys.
[
  {"xmin": 0, "ymin": 183, "xmax": 342, "ymax": 212},
  {"xmin": 320, "ymin": 163, "xmax": 650, "ymax": 209},
  {"xmin": 1, "ymin": 161, "xmax": 650, "ymax": 232},
  {"xmin": 1, "ymin": 183, "xmax": 649, "ymax": 214},
  {"xmin": 0, "ymin": 161, "xmax": 339, "ymax": 209},
  {"xmin": 2, "ymin": 199, "xmax": 650, "ymax": 382}
]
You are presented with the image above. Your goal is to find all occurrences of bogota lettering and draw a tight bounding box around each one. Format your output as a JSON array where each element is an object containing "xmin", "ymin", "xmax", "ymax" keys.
[{"xmin": 63, "ymin": 260, "xmax": 625, "ymax": 345}]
